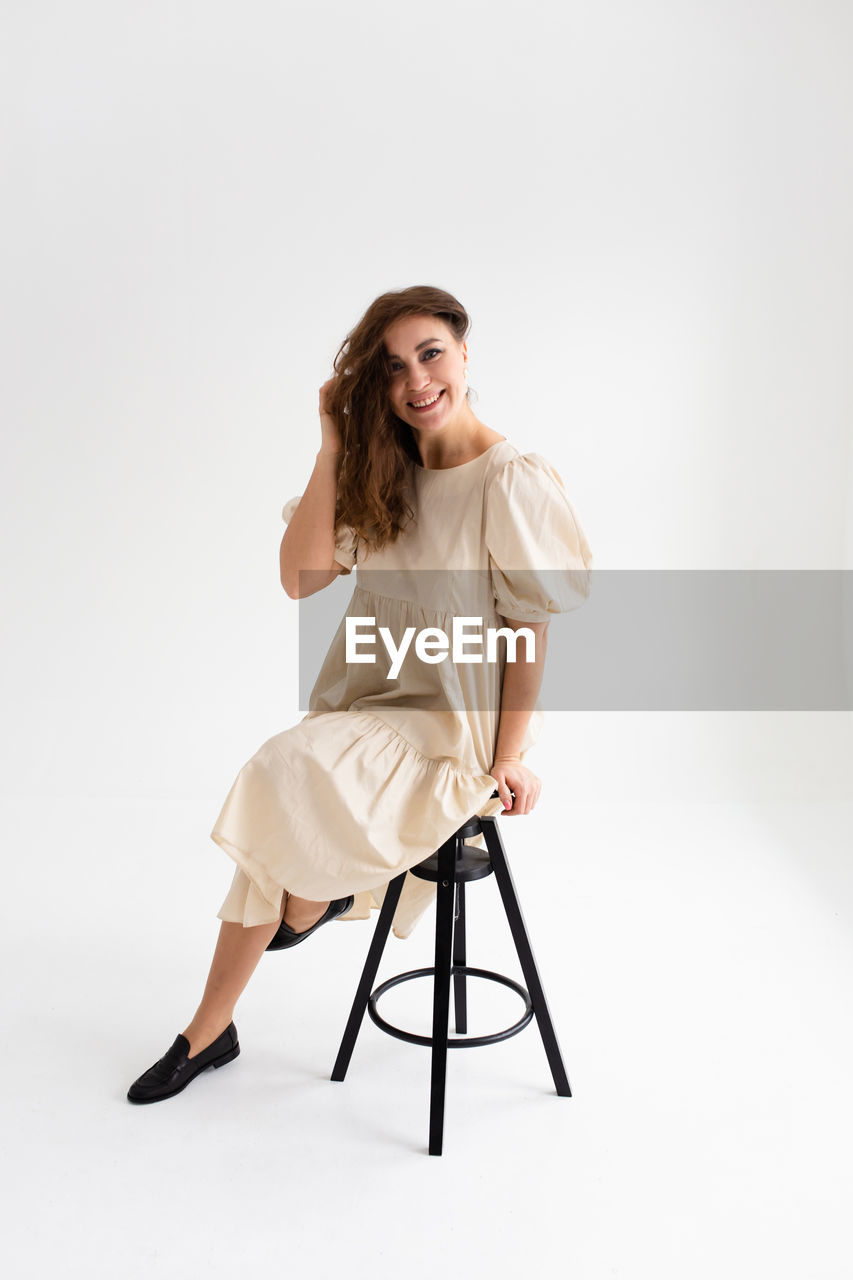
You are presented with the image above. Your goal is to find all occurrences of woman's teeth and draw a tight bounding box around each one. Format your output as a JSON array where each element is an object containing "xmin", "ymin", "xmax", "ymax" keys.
[{"xmin": 410, "ymin": 390, "xmax": 444, "ymax": 411}]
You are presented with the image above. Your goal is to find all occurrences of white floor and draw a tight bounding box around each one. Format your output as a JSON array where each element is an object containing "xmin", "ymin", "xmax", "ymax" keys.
[{"xmin": 3, "ymin": 793, "xmax": 853, "ymax": 1279}]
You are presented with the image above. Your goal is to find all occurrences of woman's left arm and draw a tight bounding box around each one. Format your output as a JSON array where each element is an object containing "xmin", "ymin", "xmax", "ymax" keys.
[{"xmin": 490, "ymin": 618, "xmax": 549, "ymax": 815}]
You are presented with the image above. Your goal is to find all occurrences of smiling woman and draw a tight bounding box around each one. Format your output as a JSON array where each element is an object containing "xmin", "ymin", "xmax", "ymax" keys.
[
  {"xmin": 388, "ymin": 339, "xmax": 452, "ymax": 415},
  {"xmin": 382, "ymin": 316, "xmax": 483, "ymax": 468},
  {"xmin": 126, "ymin": 283, "xmax": 593, "ymax": 1107}
]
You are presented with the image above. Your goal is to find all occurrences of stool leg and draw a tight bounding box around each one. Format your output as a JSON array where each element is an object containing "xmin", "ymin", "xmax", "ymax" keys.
[
  {"xmin": 330, "ymin": 871, "xmax": 406, "ymax": 1083},
  {"xmin": 429, "ymin": 835, "xmax": 456, "ymax": 1156},
  {"xmin": 479, "ymin": 817, "xmax": 572, "ymax": 1097},
  {"xmin": 452, "ymin": 880, "xmax": 468, "ymax": 1034}
]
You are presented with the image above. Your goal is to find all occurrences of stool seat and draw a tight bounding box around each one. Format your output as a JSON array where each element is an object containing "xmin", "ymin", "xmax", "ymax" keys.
[
  {"xmin": 331, "ymin": 790, "xmax": 571, "ymax": 1156},
  {"xmin": 409, "ymin": 842, "xmax": 492, "ymax": 883}
]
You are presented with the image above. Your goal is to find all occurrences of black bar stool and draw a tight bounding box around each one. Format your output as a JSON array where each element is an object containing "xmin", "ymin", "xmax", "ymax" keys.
[{"xmin": 331, "ymin": 791, "xmax": 571, "ymax": 1155}]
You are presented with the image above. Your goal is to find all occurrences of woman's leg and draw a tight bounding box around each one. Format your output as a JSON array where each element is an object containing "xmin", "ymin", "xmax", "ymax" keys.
[
  {"xmin": 181, "ymin": 890, "xmax": 290, "ymax": 1056},
  {"xmin": 180, "ymin": 890, "xmax": 331, "ymax": 1058}
]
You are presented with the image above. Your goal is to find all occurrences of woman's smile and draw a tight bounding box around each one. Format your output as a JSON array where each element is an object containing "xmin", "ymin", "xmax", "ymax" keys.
[{"xmin": 408, "ymin": 389, "xmax": 445, "ymax": 412}]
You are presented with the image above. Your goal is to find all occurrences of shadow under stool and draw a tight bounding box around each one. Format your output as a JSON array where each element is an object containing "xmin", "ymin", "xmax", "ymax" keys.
[{"xmin": 331, "ymin": 791, "xmax": 571, "ymax": 1155}]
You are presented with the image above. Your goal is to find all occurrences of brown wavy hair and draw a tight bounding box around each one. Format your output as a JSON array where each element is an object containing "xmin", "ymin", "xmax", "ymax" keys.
[{"xmin": 324, "ymin": 284, "xmax": 473, "ymax": 555}]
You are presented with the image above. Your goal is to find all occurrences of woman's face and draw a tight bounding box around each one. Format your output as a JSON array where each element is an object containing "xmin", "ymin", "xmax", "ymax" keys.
[{"xmin": 382, "ymin": 314, "xmax": 468, "ymax": 436}]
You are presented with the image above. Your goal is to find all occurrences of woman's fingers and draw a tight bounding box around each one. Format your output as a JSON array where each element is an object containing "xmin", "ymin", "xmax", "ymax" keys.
[
  {"xmin": 503, "ymin": 777, "xmax": 543, "ymax": 815},
  {"xmin": 490, "ymin": 762, "xmax": 542, "ymax": 815},
  {"xmin": 318, "ymin": 377, "xmax": 343, "ymax": 453}
]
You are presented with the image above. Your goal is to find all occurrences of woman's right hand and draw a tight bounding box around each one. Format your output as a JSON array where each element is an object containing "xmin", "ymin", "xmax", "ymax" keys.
[{"xmin": 319, "ymin": 376, "xmax": 343, "ymax": 456}]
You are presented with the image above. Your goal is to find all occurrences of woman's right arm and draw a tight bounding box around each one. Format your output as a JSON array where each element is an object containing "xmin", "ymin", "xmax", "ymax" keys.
[
  {"xmin": 280, "ymin": 379, "xmax": 347, "ymax": 599},
  {"xmin": 279, "ymin": 449, "xmax": 345, "ymax": 598}
]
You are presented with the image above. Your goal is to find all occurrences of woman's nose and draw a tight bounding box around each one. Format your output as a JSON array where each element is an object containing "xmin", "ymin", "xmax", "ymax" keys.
[{"xmin": 407, "ymin": 368, "xmax": 431, "ymax": 393}]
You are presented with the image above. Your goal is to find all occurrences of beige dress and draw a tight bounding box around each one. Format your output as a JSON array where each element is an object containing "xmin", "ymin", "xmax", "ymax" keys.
[{"xmin": 210, "ymin": 439, "xmax": 593, "ymax": 939}]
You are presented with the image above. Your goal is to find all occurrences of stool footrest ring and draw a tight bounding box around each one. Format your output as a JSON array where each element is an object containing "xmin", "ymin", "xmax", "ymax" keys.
[{"xmin": 367, "ymin": 966, "xmax": 534, "ymax": 1049}]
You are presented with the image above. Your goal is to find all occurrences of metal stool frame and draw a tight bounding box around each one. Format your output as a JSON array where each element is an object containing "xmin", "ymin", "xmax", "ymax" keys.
[{"xmin": 331, "ymin": 799, "xmax": 571, "ymax": 1155}]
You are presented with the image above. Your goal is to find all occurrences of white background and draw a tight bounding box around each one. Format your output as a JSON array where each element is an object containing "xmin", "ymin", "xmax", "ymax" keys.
[{"xmin": 2, "ymin": 2, "xmax": 852, "ymax": 1277}]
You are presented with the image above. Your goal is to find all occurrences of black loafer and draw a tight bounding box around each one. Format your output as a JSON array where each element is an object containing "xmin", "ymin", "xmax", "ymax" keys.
[
  {"xmin": 265, "ymin": 895, "xmax": 354, "ymax": 952},
  {"xmin": 126, "ymin": 1022, "xmax": 240, "ymax": 1104}
]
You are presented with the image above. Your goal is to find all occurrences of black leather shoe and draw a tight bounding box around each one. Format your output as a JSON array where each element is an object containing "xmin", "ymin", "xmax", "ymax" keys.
[
  {"xmin": 126, "ymin": 1022, "xmax": 240, "ymax": 1104},
  {"xmin": 265, "ymin": 895, "xmax": 354, "ymax": 952}
]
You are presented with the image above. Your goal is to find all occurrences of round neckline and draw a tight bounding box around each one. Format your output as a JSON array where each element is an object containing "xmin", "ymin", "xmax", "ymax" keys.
[{"xmin": 414, "ymin": 439, "xmax": 507, "ymax": 473}]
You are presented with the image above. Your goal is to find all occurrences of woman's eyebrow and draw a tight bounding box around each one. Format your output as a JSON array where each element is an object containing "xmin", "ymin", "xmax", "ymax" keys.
[{"xmin": 385, "ymin": 338, "xmax": 443, "ymax": 358}]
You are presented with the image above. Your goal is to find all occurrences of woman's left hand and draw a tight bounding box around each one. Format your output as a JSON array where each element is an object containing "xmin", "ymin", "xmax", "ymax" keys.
[{"xmin": 489, "ymin": 756, "xmax": 542, "ymax": 815}]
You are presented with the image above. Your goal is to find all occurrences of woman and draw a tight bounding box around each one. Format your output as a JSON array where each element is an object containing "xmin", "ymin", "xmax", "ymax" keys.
[{"xmin": 127, "ymin": 284, "xmax": 593, "ymax": 1104}]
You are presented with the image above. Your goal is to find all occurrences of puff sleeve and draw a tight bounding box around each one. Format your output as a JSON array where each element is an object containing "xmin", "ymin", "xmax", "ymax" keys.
[
  {"xmin": 484, "ymin": 453, "xmax": 593, "ymax": 622},
  {"xmin": 281, "ymin": 495, "xmax": 358, "ymax": 574}
]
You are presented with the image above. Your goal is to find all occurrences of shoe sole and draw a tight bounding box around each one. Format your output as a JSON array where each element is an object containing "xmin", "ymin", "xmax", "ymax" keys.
[{"xmin": 127, "ymin": 1042, "xmax": 241, "ymax": 1105}]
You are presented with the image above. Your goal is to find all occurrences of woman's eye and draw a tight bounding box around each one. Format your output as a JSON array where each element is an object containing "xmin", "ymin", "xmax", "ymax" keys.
[{"xmin": 388, "ymin": 349, "xmax": 442, "ymax": 375}]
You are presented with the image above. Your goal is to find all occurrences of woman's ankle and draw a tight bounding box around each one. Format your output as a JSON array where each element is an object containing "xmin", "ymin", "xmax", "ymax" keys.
[
  {"xmin": 283, "ymin": 895, "xmax": 330, "ymax": 933},
  {"xmin": 182, "ymin": 1014, "xmax": 234, "ymax": 1058}
]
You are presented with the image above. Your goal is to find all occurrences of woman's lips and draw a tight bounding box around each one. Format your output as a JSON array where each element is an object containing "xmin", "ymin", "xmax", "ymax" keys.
[{"xmin": 408, "ymin": 389, "xmax": 445, "ymax": 412}]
